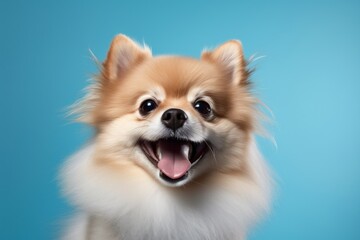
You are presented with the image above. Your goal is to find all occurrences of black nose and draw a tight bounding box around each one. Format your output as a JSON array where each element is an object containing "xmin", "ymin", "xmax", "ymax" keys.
[{"xmin": 161, "ymin": 108, "xmax": 188, "ymax": 131}]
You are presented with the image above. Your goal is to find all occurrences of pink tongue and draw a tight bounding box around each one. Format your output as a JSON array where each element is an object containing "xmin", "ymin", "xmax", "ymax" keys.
[{"xmin": 157, "ymin": 141, "xmax": 191, "ymax": 179}]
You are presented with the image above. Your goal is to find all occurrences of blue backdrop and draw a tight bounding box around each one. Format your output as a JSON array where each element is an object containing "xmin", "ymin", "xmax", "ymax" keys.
[{"xmin": 1, "ymin": 0, "xmax": 359, "ymax": 239}]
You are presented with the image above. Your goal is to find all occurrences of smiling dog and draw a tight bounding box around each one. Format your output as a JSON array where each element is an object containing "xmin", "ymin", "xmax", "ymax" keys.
[{"xmin": 60, "ymin": 34, "xmax": 272, "ymax": 240}]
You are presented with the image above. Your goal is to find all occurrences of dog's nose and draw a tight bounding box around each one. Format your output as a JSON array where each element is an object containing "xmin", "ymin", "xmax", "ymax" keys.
[{"xmin": 161, "ymin": 108, "xmax": 188, "ymax": 131}]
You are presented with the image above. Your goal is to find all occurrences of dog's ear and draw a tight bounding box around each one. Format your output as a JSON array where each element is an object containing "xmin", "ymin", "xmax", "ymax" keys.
[
  {"xmin": 103, "ymin": 34, "xmax": 152, "ymax": 81},
  {"xmin": 201, "ymin": 40, "xmax": 247, "ymax": 85}
]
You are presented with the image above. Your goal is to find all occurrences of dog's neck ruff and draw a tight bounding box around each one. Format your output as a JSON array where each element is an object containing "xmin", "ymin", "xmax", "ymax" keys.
[{"xmin": 61, "ymin": 139, "xmax": 271, "ymax": 240}]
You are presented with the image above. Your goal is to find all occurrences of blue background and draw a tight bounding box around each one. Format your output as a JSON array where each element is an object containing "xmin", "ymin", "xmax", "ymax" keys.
[{"xmin": 1, "ymin": 0, "xmax": 359, "ymax": 239}]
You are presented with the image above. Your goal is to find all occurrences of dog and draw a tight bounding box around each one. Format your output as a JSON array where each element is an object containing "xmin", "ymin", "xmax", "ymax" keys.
[{"xmin": 60, "ymin": 34, "xmax": 272, "ymax": 240}]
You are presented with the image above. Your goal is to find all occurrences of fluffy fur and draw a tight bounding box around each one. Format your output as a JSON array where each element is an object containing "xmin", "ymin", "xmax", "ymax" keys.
[{"xmin": 60, "ymin": 34, "xmax": 272, "ymax": 240}]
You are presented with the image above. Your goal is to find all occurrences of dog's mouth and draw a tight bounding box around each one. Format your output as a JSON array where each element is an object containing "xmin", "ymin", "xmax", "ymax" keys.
[{"xmin": 139, "ymin": 138, "xmax": 209, "ymax": 183}]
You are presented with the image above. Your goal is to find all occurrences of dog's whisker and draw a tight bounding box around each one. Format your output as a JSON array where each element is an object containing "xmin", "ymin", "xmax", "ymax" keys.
[
  {"xmin": 190, "ymin": 131, "xmax": 218, "ymax": 167},
  {"xmin": 204, "ymin": 139, "xmax": 217, "ymax": 166}
]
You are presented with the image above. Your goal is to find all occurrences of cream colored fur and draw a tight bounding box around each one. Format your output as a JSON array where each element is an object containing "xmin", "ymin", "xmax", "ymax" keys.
[
  {"xmin": 61, "ymin": 137, "xmax": 271, "ymax": 240},
  {"xmin": 60, "ymin": 34, "xmax": 272, "ymax": 240}
]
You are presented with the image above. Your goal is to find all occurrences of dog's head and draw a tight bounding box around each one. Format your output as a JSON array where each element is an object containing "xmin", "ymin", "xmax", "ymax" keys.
[{"xmin": 75, "ymin": 34, "xmax": 257, "ymax": 187}]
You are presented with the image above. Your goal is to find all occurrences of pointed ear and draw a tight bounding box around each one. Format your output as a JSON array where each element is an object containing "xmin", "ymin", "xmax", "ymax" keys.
[
  {"xmin": 103, "ymin": 34, "xmax": 152, "ymax": 80},
  {"xmin": 202, "ymin": 40, "xmax": 247, "ymax": 85}
]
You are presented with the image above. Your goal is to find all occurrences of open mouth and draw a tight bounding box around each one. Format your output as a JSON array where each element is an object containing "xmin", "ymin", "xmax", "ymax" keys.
[{"xmin": 139, "ymin": 138, "xmax": 209, "ymax": 183}]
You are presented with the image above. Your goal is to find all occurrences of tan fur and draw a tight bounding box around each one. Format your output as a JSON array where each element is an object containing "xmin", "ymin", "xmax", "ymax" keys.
[
  {"xmin": 91, "ymin": 55, "xmax": 256, "ymax": 130},
  {"xmin": 61, "ymin": 34, "xmax": 271, "ymax": 240}
]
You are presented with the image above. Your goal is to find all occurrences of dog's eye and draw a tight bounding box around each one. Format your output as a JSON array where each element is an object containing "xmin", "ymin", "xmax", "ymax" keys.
[
  {"xmin": 193, "ymin": 100, "xmax": 212, "ymax": 117},
  {"xmin": 139, "ymin": 99, "xmax": 158, "ymax": 116}
]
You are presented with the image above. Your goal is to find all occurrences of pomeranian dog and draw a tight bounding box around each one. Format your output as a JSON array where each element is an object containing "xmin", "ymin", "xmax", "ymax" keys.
[{"xmin": 60, "ymin": 34, "xmax": 272, "ymax": 240}]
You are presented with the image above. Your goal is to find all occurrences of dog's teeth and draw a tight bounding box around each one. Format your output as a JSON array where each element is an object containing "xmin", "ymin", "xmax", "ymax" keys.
[
  {"xmin": 181, "ymin": 144, "xmax": 190, "ymax": 159},
  {"xmin": 156, "ymin": 144, "xmax": 162, "ymax": 160}
]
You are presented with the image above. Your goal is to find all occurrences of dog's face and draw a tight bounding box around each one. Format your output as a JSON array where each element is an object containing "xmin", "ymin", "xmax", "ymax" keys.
[{"xmin": 78, "ymin": 35, "xmax": 256, "ymax": 187}]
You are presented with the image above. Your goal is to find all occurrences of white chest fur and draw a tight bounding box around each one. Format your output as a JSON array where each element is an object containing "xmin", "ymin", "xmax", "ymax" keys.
[{"xmin": 60, "ymin": 141, "xmax": 271, "ymax": 240}]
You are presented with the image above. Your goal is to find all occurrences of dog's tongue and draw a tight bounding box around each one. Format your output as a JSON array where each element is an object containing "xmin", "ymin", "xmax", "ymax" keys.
[{"xmin": 157, "ymin": 140, "xmax": 191, "ymax": 179}]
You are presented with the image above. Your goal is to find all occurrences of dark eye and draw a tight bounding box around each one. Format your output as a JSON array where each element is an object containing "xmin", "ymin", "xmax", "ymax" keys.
[
  {"xmin": 193, "ymin": 100, "xmax": 212, "ymax": 117},
  {"xmin": 139, "ymin": 99, "xmax": 158, "ymax": 116}
]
